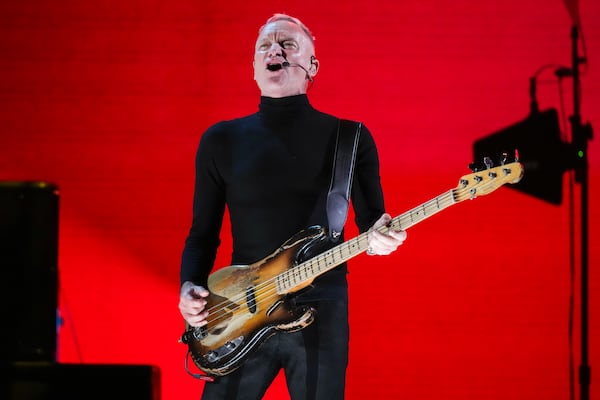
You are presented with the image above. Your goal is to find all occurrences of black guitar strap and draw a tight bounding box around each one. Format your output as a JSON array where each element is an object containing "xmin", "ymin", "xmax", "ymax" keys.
[{"xmin": 326, "ymin": 119, "xmax": 362, "ymax": 242}]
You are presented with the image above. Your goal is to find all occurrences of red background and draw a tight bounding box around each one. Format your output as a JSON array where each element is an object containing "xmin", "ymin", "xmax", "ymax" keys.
[{"xmin": 1, "ymin": 1, "xmax": 599, "ymax": 399}]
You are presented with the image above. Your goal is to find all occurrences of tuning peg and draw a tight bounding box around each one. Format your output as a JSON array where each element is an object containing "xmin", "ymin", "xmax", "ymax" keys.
[
  {"xmin": 515, "ymin": 149, "xmax": 520, "ymax": 162},
  {"xmin": 484, "ymin": 157, "xmax": 493, "ymax": 169},
  {"xmin": 501, "ymin": 152, "xmax": 508, "ymax": 166}
]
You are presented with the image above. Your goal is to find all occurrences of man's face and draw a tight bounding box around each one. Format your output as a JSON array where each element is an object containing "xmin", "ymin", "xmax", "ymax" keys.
[{"xmin": 253, "ymin": 20, "xmax": 316, "ymax": 98}]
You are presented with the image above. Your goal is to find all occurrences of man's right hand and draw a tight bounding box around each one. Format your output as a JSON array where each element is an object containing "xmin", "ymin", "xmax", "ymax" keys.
[{"xmin": 179, "ymin": 281, "xmax": 210, "ymax": 327}]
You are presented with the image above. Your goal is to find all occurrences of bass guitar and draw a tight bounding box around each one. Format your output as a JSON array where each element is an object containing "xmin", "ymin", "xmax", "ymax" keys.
[{"xmin": 181, "ymin": 158, "xmax": 524, "ymax": 379}]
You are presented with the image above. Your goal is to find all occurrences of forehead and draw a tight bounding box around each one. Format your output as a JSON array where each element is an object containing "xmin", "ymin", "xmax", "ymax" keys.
[{"xmin": 256, "ymin": 20, "xmax": 312, "ymax": 43}]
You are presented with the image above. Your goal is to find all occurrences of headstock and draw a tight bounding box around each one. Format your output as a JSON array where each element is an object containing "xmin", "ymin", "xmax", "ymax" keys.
[{"xmin": 455, "ymin": 153, "xmax": 524, "ymax": 202}]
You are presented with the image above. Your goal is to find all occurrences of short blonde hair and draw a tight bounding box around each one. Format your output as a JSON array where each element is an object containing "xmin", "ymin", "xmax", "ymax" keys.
[{"xmin": 259, "ymin": 13, "xmax": 316, "ymax": 45}]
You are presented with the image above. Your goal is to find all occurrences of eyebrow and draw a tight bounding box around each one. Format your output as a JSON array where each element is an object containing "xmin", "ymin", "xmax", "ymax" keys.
[{"xmin": 256, "ymin": 32, "xmax": 299, "ymax": 50}]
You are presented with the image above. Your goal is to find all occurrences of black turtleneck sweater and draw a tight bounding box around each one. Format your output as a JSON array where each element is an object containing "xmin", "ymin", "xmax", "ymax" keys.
[{"xmin": 181, "ymin": 94, "xmax": 385, "ymax": 301}]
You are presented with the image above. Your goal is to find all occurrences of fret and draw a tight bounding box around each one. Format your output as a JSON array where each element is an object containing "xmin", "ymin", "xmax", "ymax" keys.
[
  {"xmin": 335, "ymin": 246, "xmax": 344, "ymax": 261},
  {"xmin": 283, "ymin": 272, "xmax": 291, "ymax": 290},
  {"xmin": 308, "ymin": 262, "xmax": 315, "ymax": 277},
  {"xmin": 315, "ymin": 257, "xmax": 324, "ymax": 273},
  {"xmin": 324, "ymin": 251, "xmax": 334, "ymax": 266},
  {"xmin": 276, "ymin": 163, "xmax": 521, "ymax": 293}
]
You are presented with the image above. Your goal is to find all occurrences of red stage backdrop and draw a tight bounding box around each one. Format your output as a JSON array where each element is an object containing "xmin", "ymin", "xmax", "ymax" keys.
[{"xmin": 1, "ymin": 1, "xmax": 599, "ymax": 399}]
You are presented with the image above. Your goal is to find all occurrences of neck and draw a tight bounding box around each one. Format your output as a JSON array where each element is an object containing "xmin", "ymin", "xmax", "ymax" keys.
[{"xmin": 261, "ymin": 89, "xmax": 307, "ymax": 98}]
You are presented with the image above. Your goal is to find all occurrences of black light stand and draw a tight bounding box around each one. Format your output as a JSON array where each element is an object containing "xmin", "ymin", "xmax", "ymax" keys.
[
  {"xmin": 473, "ymin": 22, "xmax": 593, "ymax": 400},
  {"xmin": 569, "ymin": 24, "xmax": 593, "ymax": 400}
]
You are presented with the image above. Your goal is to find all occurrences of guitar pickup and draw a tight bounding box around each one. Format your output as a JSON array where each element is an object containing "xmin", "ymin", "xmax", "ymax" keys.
[
  {"xmin": 246, "ymin": 286, "xmax": 257, "ymax": 314},
  {"xmin": 204, "ymin": 336, "xmax": 244, "ymax": 363}
]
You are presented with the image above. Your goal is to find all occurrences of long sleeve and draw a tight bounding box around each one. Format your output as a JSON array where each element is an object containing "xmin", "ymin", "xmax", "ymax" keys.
[
  {"xmin": 351, "ymin": 125, "xmax": 386, "ymax": 233},
  {"xmin": 179, "ymin": 94, "xmax": 387, "ymax": 301},
  {"xmin": 180, "ymin": 126, "xmax": 227, "ymax": 286}
]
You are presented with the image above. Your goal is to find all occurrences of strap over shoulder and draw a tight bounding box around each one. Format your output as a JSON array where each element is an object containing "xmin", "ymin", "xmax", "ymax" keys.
[{"xmin": 326, "ymin": 119, "xmax": 362, "ymax": 242}]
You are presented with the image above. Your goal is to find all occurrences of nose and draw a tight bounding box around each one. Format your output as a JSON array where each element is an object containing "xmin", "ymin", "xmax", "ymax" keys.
[{"xmin": 267, "ymin": 42, "xmax": 284, "ymax": 57}]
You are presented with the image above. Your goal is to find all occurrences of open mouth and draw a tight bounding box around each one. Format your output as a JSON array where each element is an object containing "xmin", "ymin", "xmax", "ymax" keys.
[{"xmin": 266, "ymin": 63, "xmax": 283, "ymax": 71}]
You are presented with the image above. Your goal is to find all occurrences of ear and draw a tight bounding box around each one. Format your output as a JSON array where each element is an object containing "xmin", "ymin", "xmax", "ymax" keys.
[{"xmin": 309, "ymin": 56, "xmax": 319, "ymax": 78}]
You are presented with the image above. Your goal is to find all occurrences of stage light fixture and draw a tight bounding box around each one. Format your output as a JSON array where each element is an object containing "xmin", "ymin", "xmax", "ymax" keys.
[{"xmin": 473, "ymin": 108, "xmax": 572, "ymax": 205}]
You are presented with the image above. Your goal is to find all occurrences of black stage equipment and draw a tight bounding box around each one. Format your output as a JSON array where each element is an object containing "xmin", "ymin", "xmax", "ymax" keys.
[
  {"xmin": 0, "ymin": 181, "xmax": 59, "ymax": 363},
  {"xmin": 473, "ymin": 20, "xmax": 592, "ymax": 400}
]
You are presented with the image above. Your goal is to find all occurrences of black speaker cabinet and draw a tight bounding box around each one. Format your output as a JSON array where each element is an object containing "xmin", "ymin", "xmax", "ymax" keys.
[
  {"xmin": 1, "ymin": 363, "xmax": 161, "ymax": 400},
  {"xmin": 0, "ymin": 181, "xmax": 59, "ymax": 362}
]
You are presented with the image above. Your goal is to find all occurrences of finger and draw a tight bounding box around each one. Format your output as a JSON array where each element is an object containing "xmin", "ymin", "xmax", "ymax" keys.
[
  {"xmin": 189, "ymin": 286, "xmax": 210, "ymax": 298},
  {"xmin": 185, "ymin": 312, "xmax": 209, "ymax": 327},
  {"xmin": 371, "ymin": 228, "xmax": 399, "ymax": 245},
  {"xmin": 372, "ymin": 213, "xmax": 391, "ymax": 229},
  {"xmin": 180, "ymin": 281, "xmax": 210, "ymax": 298},
  {"xmin": 181, "ymin": 303, "xmax": 209, "ymax": 320},
  {"xmin": 389, "ymin": 229, "xmax": 407, "ymax": 243},
  {"xmin": 367, "ymin": 214, "xmax": 389, "ymax": 243},
  {"xmin": 369, "ymin": 230, "xmax": 406, "ymax": 254},
  {"xmin": 181, "ymin": 303, "xmax": 206, "ymax": 316},
  {"xmin": 179, "ymin": 297, "xmax": 207, "ymax": 313}
]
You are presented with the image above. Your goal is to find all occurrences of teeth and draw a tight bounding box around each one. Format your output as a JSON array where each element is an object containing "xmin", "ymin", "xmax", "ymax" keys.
[{"xmin": 267, "ymin": 64, "xmax": 283, "ymax": 71}]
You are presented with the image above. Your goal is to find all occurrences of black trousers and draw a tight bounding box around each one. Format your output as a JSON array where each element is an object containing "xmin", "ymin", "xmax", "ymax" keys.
[{"xmin": 201, "ymin": 300, "xmax": 349, "ymax": 400}]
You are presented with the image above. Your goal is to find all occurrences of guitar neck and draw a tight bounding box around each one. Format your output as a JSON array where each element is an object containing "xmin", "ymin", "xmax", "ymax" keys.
[{"xmin": 276, "ymin": 189, "xmax": 458, "ymax": 294}]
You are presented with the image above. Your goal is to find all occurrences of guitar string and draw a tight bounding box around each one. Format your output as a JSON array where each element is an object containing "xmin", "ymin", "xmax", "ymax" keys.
[
  {"xmin": 196, "ymin": 189, "xmax": 461, "ymax": 330},
  {"xmin": 197, "ymin": 231, "xmax": 370, "ymax": 329},
  {"xmin": 197, "ymin": 189, "xmax": 462, "ymax": 329},
  {"xmin": 197, "ymin": 163, "xmax": 518, "ymax": 324},
  {"xmin": 197, "ymin": 188, "xmax": 471, "ymax": 330},
  {"xmin": 198, "ymin": 180, "xmax": 506, "ymax": 332},
  {"xmin": 208, "ymin": 189, "xmax": 460, "ymax": 318},
  {"xmin": 196, "ymin": 174, "xmax": 507, "ymax": 332}
]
